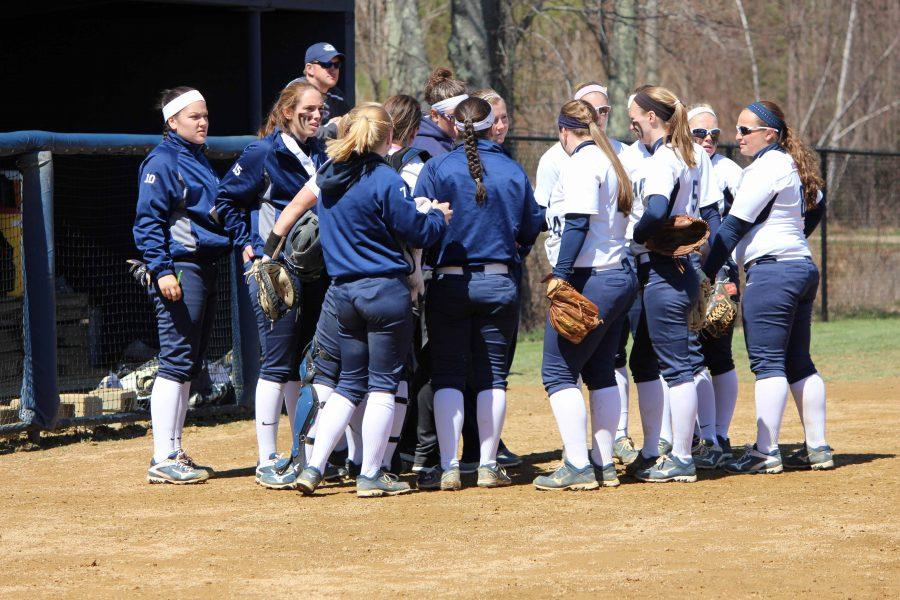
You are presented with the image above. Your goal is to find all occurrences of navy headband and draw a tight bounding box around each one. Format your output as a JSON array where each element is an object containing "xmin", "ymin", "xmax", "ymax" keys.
[
  {"xmin": 634, "ymin": 91, "xmax": 675, "ymax": 121},
  {"xmin": 747, "ymin": 102, "xmax": 785, "ymax": 131},
  {"xmin": 558, "ymin": 114, "xmax": 590, "ymax": 130}
]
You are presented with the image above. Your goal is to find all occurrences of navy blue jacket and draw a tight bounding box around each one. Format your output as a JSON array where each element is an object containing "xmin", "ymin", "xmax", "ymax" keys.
[
  {"xmin": 414, "ymin": 140, "xmax": 544, "ymax": 268},
  {"xmin": 317, "ymin": 154, "xmax": 447, "ymax": 279},
  {"xmin": 133, "ymin": 133, "xmax": 230, "ymax": 278},
  {"xmin": 216, "ymin": 129, "xmax": 327, "ymax": 256},
  {"xmin": 411, "ymin": 117, "xmax": 455, "ymax": 157}
]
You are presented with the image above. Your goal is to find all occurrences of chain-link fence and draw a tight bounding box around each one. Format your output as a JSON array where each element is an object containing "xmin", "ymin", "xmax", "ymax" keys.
[{"xmin": 506, "ymin": 135, "xmax": 900, "ymax": 328}]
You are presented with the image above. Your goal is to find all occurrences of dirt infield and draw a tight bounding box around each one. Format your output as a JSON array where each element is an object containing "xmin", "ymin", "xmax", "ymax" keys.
[{"xmin": 1, "ymin": 376, "xmax": 898, "ymax": 598}]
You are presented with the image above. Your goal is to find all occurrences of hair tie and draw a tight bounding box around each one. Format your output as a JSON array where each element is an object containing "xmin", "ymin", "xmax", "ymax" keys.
[{"xmin": 746, "ymin": 102, "xmax": 785, "ymax": 131}]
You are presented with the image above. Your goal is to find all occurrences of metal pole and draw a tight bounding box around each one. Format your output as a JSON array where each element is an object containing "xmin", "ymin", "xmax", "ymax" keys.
[
  {"xmin": 248, "ymin": 9, "xmax": 262, "ymax": 133},
  {"xmin": 819, "ymin": 150, "xmax": 829, "ymax": 322}
]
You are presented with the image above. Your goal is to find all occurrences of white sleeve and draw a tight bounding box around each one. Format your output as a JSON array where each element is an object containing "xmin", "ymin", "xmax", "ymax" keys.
[
  {"xmin": 303, "ymin": 174, "xmax": 321, "ymax": 199},
  {"xmin": 534, "ymin": 145, "xmax": 561, "ymax": 208},
  {"xmin": 698, "ymin": 150, "xmax": 723, "ymax": 209},
  {"xmin": 558, "ymin": 160, "xmax": 602, "ymax": 215},
  {"xmin": 729, "ymin": 168, "xmax": 775, "ymax": 223},
  {"xmin": 400, "ymin": 157, "xmax": 424, "ymax": 190},
  {"xmin": 642, "ymin": 149, "xmax": 680, "ymax": 199}
]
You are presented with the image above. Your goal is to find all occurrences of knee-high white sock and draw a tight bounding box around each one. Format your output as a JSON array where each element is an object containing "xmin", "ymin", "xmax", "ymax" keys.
[
  {"xmin": 346, "ymin": 398, "xmax": 367, "ymax": 465},
  {"xmin": 790, "ymin": 373, "xmax": 827, "ymax": 448},
  {"xmin": 636, "ymin": 379, "xmax": 664, "ymax": 458},
  {"xmin": 694, "ymin": 369, "xmax": 716, "ymax": 444},
  {"xmin": 308, "ymin": 393, "xmax": 356, "ymax": 473},
  {"xmin": 150, "ymin": 376, "xmax": 183, "ymax": 463},
  {"xmin": 360, "ymin": 392, "xmax": 395, "ymax": 478},
  {"xmin": 660, "ymin": 376, "xmax": 673, "ymax": 444},
  {"xmin": 755, "ymin": 377, "xmax": 789, "ymax": 453},
  {"xmin": 255, "ymin": 379, "xmax": 284, "ymax": 463},
  {"xmin": 173, "ymin": 381, "xmax": 190, "ymax": 453},
  {"xmin": 713, "ymin": 369, "xmax": 739, "ymax": 440},
  {"xmin": 615, "ymin": 367, "xmax": 629, "ymax": 438},
  {"xmin": 434, "ymin": 388, "xmax": 464, "ymax": 470},
  {"xmin": 549, "ymin": 387, "xmax": 589, "ymax": 469},
  {"xmin": 589, "ymin": 386, "xmax": 620, "ymax": 468},
  {"xmin": 477, "ymin": 388, "xmax": 507, "ymax": 467},
  {"xmin": 669, "ymin": 381, "xmax": 699, "ymax": 460},
  {"xmin": 383, "ymin": 382, "xmax": 409, "ymax": 469},
  {"xmin": 283, "ymin": 380, "xmax": 300, "ymax": 436},
  {"xmin": 305, "ymin": 383, "xmax": 334, "ymax": 462}
]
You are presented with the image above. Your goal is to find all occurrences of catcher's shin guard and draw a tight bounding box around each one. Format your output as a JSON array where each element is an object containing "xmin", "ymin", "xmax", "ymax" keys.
[{"xmin": 279, "ymin": 340, "xmax": 323, "ymax": 474}]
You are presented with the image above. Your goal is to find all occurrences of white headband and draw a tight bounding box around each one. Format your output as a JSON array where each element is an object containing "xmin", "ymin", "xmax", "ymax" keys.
[
  {"xmin": 574, "ymin": 84, "xmax": 607, "ymax": 100},
  {"xmin": 627, "ymin": 94, "xmax": 636, "ymax": 108},
  {"xmin": 431, "ymin": 94, "xmax": 469, "ymax": 116},
  {"xmin": 455, "ymin": 108, "xmax": 496, "ymax": 132},
  {"xmin": 688, "ymin": 106, "xmax": 717, "ymax": 121},
  {"xmin": 162, "ymin": 90, "xmax": 205, "ymax": 122}
]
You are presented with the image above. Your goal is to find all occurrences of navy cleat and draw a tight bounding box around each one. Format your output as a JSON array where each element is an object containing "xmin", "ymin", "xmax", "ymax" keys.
[
  {"xmin": 477, "ymin": 464, "xmax": 512, "ymax": 488},
  {"xmin": 625, "ymin": 451, "xmax": 659, "ymax": 480},
  {"xmin": 724, "ymin": 444, "xmax": 783, "ymax": 474},
  {"xmin": 533, "ymin": 460, "xmax": 599, "ymax": 491},
  {"xmin": 356, "ymin": 470, "xmax": 412, "ymax": 497},
  {"xmin": 496, "ymin": 440, "xmax": 523, "ymax": 468},
  {"xmin": 717, "ymin": 435, "xmax": 734, "ymax": 461},
  {"xmin": 345, "ymin": 460, "xmax": 362, "ymax": 479},
  {"xmin": 296, "ymin": 466, "xmax": 324, "ymax": 495},
  {"xmin": 613, "ymin": 436, "xmax": 639, "ymax": 465},
  {"xmin": 148, "ymin": 451, "xmax": 209, "ymax": 485},
  {"xmin": 257, "ymin": 454, "xmax": 301, "ymax": 490},
  {"xmin": 783, "ymin": 444, "xmax": 834, "ymax": 471},
  {"xmin": 458, "ymin": 460, "xmax": 479, "ymax": 475},
  {"xmin": 693, "ymin": 439, "xmax": 725, "ymax": 470},
  {"xmin": 415, "ymin": 466, "xmax": 442, "ymax": 491},
  {"xmin": 636, "ymin": 454, "xmax": 698, "ymax": 483}
]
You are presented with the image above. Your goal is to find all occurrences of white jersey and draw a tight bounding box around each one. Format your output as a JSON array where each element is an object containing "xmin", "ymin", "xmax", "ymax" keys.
[
  {"xmin": 730, "ymin": 147, "xmax": 819, "ymax": 266},
  {"xmin": 625, "ymin": 141, "xmax": 720, "ymax": 255},
  {"xmin": 387, "ymin": 146, "xmax": 425, "ymax": 190},
  {"xmin": 710, "ymin": 153, "xmax": 743, "ymax": 214},
  {"xmin": 534, "ymin": 138, "xmax": 626, "ymax": 207},
  {"xmin": 544, "ymin": 143, "xmax": 627, "ymax": 270}
]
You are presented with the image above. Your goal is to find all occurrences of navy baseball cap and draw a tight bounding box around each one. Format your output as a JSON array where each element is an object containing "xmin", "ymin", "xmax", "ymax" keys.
[{"xmin": 305, "ymin": 42, "xmax": 345, "ymax": 64}]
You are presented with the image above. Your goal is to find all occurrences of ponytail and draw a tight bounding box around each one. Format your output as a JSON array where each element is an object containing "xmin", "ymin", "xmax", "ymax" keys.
[
  {"xmin": 326, "ymin": 103, "xmax": 392, "ymax": 163},
  {"xmin": 757, "ymin": 100, "xmax": 823, "ymax": 211},
  {"xmin": 667, "ymin": 103, "xmax": 697, "ymax": 169},
  {"xmin": 588, "ymin": 121, "xmax": 633, "ymax": 215},
  {"xmin": 455, "ymin": 97, "xmax": 492, "ymax": 206},
  {"xmin": 633, "ymin": 86, "xmax": 696, "ymax": 168}
]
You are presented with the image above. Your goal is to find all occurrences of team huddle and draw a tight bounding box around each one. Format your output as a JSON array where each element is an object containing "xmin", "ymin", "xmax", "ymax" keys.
[{"xmin": 132, "ymin": 41, "xmax": 833, "ymax": 497}]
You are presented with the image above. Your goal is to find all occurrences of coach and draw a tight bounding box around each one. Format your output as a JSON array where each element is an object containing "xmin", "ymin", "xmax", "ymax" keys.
[{"xmin": 287, "ymin": 42, "xmax": 350, "ymax": 139}]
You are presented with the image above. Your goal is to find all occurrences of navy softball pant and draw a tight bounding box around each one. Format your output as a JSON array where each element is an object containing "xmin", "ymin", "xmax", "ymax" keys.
[
  {"xmin": 152, "ymin": 260, "xmax": 217, "ymax": 383},
  {"xmin": 312, "ymin": 283, "xmax": 341, "ymax": 388},
  {"xmin": 742, "ymin": 257, "xmax": 819, "ymax": 383}
]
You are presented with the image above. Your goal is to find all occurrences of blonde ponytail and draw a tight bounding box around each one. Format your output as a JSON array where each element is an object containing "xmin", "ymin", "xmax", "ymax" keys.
[
  {"xmin": 633, "ymin": 86, "xmax": 696, "ymax": 168},
  {"xmin": 326, "ymin": 103, "xmax": 392, "ymax": 163},
  {"xmin": 667, "ymin": 103, "xmax": 697, "ymax": 169},
  {"xmin": 588, "ymin": 121, "xmax": 633, "ymax": 215}
]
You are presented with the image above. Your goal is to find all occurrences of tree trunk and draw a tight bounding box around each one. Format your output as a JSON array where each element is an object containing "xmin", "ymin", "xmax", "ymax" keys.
[
  {"xmin": 386, "ymin": 0, "xmax": 430, "ymax": 101},
  {"xmin": 644, "ymin": 0, "xmax": 659, "ymax": 85},
  {"xmin": 448, "ymin": 0, "xmax": 498, "ymax": 90},
  {"xmin": 607, "ymin": 0, "xmax": 637, "ymax": 139}
]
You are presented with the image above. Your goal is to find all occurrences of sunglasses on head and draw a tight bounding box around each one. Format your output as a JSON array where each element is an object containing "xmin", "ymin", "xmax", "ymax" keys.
[
  {"xmin": 313, "ymin": 60, "xmax": 341, "ymax": 70},
  {"xmin": 691, "ymin": 127, "xmax": 720, "ymax": 140},
  {"xmin": 736, "ymin": 125, "xmax": 777, "ymax": 136},
  {"xmin": 593, "ymin": 105, "xmax": 611, "ymax": 116}
]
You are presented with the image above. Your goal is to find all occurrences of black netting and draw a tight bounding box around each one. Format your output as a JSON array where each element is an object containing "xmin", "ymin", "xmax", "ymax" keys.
[
  {"xmin": 0, "ymin": 165, "xmax": 24, "ymax": 425},
  {"xmin": 52, "ymin": 155, "xmax": 238, "ymax": 419}
]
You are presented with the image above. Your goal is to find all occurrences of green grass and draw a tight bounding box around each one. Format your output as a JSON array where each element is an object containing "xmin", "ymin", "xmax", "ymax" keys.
[{"xmin": 510, "ymin": 317, "xmax": 900, "ymax": 386}]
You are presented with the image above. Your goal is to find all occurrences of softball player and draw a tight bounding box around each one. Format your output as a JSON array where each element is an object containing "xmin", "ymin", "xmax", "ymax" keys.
[
  {"xmin": 532, "ymin": 100, "xmax": 637, "ymax": 491},
  {"xmin": 688, "ymin": 104, "xmax": 743, "ymax": 463},
  {"xmin": 472, "ymin": 89, "xmax": 509, "ymax": 144},
  {"xmin": 534, "ymin": 81, "xmax": 625, "ymax": 207},
  {"xmin": 414, "ymin": 96, "xmax": 544, "ymax": 491},
  {"xmin": 412, "ymin": 67, "xmax": 468, "ymax": 157},
  {"xmin": 295, "ymin": 104, "xmax": 452, "ymax": 497},
  {"xmin": 626, "ymin": 86, "xmax": 720, "ymax": 483},
  {"xmin": 134, "ymin": 87, "xmax": 230, "ymax": 484},
  {"xmin": 215, "ymin": 81, "xmax": 329, "ymax": 485},
  {"xmin": 703, "ymin": 100, "xmax": 831, "ymax": 473}
]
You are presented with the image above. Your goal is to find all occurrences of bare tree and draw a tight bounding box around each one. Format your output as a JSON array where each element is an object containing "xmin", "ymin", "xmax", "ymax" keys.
[
  {"xmin": 386, "ymin": 0, "xmax": 431, "ymax": 100},
  {"xmin": 734, "ymin": 0, "xmax": 760, "ymax": 100}
]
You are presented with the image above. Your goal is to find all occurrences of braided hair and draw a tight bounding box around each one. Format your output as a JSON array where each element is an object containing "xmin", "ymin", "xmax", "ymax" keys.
[
  {"xmin": 454, "ymin": 97, "xmax": 491, "ymax": 205},
  {"xmin": 157, "ymin": 86, "xmax": 196, "ymax": 139}
]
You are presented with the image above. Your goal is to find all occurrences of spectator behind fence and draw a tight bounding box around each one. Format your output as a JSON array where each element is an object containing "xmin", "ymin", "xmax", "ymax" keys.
[{"xmin": 287, "ymin": 42, "xmax": 350, "ymax": 140}]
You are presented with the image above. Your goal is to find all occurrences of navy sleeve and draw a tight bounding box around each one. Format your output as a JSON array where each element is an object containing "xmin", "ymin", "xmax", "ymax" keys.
[
  {"xmin": 701, "ymin": 204, "xmax": 722, "ymax": 241},
  {"xmin": 803, "ymin": 192, "xmax": 826, "ymax": 237},
  {"xmin": 216, "ymin": 142, "xmax": 267, "ymax": 251},
  {"xmin": 383, "ymin": 178, "xmax": 446, "ymax": 249},
  {"xmin": 517, "ymin": 181, "xmax": 545, "ymax": 246},
  {"xmin": 632, "ymin": 193, "xmax": 670, "ymax": 245},
  {"xmin": 551, "ymin": 214, "xmax": 590, "ymax": 281},
  {"xmin": 702, "ymin": 214, "xmax": 753, "ymax": 279},
  {"xmin": 133, "ymin": 155, "xmax": 178, "ymax": 278}
]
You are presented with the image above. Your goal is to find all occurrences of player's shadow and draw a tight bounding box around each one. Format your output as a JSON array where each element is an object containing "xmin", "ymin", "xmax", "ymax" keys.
[{"xmin": 511, "ymin": 449, "xmax": 565, "ymax": 483}]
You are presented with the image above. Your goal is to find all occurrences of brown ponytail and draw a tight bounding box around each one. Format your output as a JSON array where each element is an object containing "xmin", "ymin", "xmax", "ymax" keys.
[
  {"xmin": 634, "ymin": 86, "xmax": 696, "ymax": 169},
  {"xmin": 454, "ymin": 97, "xmax": 491, "ymax": 205},
  {"xmin": 758, "ymin": 100, "xmax": 823, "ymax": 210},
  {"xmin": 559, "ymin": 100, "xmax": 633, "ymax": 215}
]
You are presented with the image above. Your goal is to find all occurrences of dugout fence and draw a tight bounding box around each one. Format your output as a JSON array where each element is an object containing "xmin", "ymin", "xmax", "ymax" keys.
[
  {"xmin": 0, "ymin": 132, "xmax": 258, "ymax": 434},
  {"xmin": 508, "ymin": 135, "xmax": 900, "ymax": 327}
]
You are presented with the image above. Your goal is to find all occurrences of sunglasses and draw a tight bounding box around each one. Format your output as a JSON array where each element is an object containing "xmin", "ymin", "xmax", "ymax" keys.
[
  {"xmin": 313, "ymin": 61, "xmax": 342, "ymax": 70},
  {"xmin": 691, "ymin": 127, "xmax": 720, "ymax": 141},
  {"xmin": 593, "ymin": 105, "xmax": 611, "ymax": 116},
  {"xmin": 736, "ymin": 125, "xmax": 777, "ymax": 136}
]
